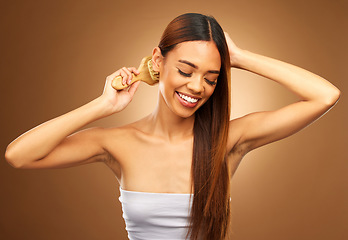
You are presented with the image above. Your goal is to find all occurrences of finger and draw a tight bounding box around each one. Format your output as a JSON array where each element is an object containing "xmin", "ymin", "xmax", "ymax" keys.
[
  {"xmin": 122, "ymin": 67, "xmax": 133, "ymax": 85},
  {"xmin": 128, "ymin": 67, "xmax": 140, "ymax": 75},
  {"xmin": 119, "ymin": 70, "xmax": 129, "ymax": 86},
  {"xmin": 128, "ymin": 81, "xmax": 140, "ymax": 97},
  {"xmin": 224, "ymin": 31, "xmax": 230, "ymax": 39}
]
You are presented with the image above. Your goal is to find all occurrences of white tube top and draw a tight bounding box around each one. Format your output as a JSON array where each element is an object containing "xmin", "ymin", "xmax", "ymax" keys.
[{"xmin": 118, "ymin": 187, "xmax": 193, "ymax": 240}]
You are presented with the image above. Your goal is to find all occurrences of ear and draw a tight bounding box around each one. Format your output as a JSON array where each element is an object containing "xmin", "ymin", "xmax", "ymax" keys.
[{"xmin": 151, "ymin": 47, "xmax": 163, "ymax": 72}]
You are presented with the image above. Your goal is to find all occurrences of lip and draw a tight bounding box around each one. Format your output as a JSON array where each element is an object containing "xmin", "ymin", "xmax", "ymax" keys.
[{"xmin": 175, "ymin": 91, "xmax": 201, "ymax": 108}]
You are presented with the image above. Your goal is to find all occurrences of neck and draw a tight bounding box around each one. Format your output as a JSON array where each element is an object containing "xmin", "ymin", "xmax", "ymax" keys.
[{"xmin": 147, "ymin": 95, "xmax": 195, "ymax": 142}]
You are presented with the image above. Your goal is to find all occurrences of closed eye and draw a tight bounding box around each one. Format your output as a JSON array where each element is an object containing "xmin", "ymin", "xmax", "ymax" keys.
[
  {"xmin": 178, "ymin": 68, "xmax": 217, "ymax": 86},
  {"xmin": 177, "ymin": 68, "xmax": 192, "ymax": 77},
  {"xmin": 205, "ymin": 78, "xmax": 217, "ymax": 86}
]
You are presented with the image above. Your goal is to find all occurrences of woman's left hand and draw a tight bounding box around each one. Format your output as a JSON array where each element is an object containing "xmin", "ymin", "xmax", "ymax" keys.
[{"xmin": 224, "ymin": 32, "xmax": 243, "ymax": 68}]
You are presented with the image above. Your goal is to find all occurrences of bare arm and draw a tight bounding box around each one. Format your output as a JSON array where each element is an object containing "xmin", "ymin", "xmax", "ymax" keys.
[
  {"xmin": 225, "ymin": 33, "xmax": 341, "ymax": 153},
  {"xmin": 5, "ymin": 67, "xmax": 140, "ymax": 169}
]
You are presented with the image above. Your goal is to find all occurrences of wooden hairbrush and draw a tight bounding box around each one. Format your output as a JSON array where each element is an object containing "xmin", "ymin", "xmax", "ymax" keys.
[{"xmin": 111, "ymin": 56, "xmax": 160, "ymax": 90}]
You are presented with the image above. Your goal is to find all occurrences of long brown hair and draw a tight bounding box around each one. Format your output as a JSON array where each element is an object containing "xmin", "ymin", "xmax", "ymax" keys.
[{"xmin": 158, "ymin": 13, "xmax": 231, "ymax": 240}]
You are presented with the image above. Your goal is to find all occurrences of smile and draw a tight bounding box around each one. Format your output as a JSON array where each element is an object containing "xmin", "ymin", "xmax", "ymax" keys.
[{"xmin": 177, "ymin": 92, "xmax": 199, "ymax": 103}]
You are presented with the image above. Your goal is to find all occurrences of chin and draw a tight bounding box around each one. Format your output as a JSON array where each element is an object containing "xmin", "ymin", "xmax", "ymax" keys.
[{"xmin": 176, "ymin": 110, "xmax": 196, "ymax": 119}]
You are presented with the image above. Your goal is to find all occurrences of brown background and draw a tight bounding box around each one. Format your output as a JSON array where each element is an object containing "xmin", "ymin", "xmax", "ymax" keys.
[{"xmin": 1, "ymin": 0, "xmax": 347, "ymax": 239}]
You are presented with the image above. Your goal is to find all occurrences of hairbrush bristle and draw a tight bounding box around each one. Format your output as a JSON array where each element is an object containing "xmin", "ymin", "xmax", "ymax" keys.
[{"xmin": 147, "ymin": 59, "xmax": 160, "ymax": 81}]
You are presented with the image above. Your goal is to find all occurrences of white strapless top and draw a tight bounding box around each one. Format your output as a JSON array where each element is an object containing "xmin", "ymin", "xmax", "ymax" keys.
[{"xmin": 118, "ymin": 187, "xmax": 193, "ymax": 240}]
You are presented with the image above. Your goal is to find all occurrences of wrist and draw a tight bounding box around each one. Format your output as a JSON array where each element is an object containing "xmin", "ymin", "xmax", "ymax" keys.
[
  {"xmin": 230, "ymin": 49, "xmax": 249, "ymax": 69},
  {"xmin": 90, "ymin": 96, "xmax": 115, "ymax": 119}
]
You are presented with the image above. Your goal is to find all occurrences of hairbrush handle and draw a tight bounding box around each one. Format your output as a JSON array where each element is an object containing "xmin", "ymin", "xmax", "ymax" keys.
[{"xmin": 111, "ymin": 74, "xmax": 140, "ymax": 90}]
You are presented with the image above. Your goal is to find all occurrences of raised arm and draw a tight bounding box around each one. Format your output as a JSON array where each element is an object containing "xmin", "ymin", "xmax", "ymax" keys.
[
  {"xmin": 5, "ymin": 67, "xmax": 140, "ymax": 169},
  {"xmin": 225, "ymin": 32, "xmax": 341, "ymax": 154}
]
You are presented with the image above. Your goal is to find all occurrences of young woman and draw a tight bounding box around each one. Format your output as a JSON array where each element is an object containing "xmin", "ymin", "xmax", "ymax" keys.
[{"xmin": 5, "ymin": 13, "xmax": 340, "ymax": 240}]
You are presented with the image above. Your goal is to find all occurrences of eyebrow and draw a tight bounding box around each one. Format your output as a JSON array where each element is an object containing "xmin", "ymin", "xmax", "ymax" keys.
[{"xmin": 178, "ymin": 59, "xmax": 220, "ymax": 74}]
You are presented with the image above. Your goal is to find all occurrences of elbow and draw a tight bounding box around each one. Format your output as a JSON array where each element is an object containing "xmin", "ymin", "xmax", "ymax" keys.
[
  {"xmin": 5, "ymin": 147, "xmax": 25, "ymax": 169},
  {"xmin": 327, "ymin": 87, "xmax": 341, "ymax": 106},
  {"xmin": 321, "ymin": 86, "xmax": 341, "ymax": 108}
]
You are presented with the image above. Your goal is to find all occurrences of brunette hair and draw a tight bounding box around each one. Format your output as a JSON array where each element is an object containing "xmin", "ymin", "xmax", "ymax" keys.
[{"xmin": 158, "ymin": 13, "xmax": 231, "ymax": 240}]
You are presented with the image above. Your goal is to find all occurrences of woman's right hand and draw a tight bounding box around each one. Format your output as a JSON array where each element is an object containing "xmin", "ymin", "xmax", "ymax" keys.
[{"xmin": 100, "ymin": 67, "xmax": 141, "ymax": 115}]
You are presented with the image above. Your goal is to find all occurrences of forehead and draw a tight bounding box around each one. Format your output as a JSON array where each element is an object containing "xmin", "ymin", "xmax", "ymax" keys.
[{"xmin": 166, "ymin": 41, "xmax": 221, "ymax": 70}]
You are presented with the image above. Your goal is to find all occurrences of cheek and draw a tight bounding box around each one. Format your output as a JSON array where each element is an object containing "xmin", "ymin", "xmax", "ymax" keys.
[
  {"xmin": 159, "ymin": 68, "xmax": 179, "ymax": 91},
  {"xmin": 158, "ymin": 70, "xmax": 177, "ymax": 99},
  {"xmin": 205, "ymin": 86, "xmax": 216, "ymax": 98},
  {"xmin": 196, "ymin": 86, "xmax": 215, "ymax": 107}
]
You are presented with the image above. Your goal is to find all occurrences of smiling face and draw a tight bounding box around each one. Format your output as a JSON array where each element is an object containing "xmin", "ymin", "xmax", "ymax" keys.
[{"xmin": 154, "ymin": 40, "xmax": 221, "ymax": 118}]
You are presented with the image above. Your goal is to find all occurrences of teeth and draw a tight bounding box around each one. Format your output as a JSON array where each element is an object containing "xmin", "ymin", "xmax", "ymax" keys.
[{"xmin": 178, "ymin": 92, "xmax": 198, "ymax": 103}]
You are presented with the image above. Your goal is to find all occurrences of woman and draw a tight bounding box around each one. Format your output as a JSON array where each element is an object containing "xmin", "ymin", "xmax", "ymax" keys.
[{"xmin": 5, "ymin": 13, "xmax": 340, "ymax": 240}]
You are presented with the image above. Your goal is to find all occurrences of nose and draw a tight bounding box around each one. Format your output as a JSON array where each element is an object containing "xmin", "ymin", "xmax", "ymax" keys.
[{"xmin": 187, "ymin": 76, "xmax": 204, "ymax": 94}]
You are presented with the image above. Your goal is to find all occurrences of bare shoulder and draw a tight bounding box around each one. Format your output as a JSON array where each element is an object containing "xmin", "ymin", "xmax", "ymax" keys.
[
  {"xmin": 101, "ymin": 117, "xmax": 152, "ymax": 159},
  {"xmin": 102, "ymin": 117, "xmax": 150, "ymax": 142}
]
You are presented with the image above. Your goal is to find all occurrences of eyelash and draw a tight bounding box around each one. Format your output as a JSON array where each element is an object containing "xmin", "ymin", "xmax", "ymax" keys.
[
  {"xmin": 178, "ymin": 69, "xmax": 192, "ymax": 77},
  {"xmin": 177, "ymin": 69, "xmax": 217, "ymax": 86}
]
